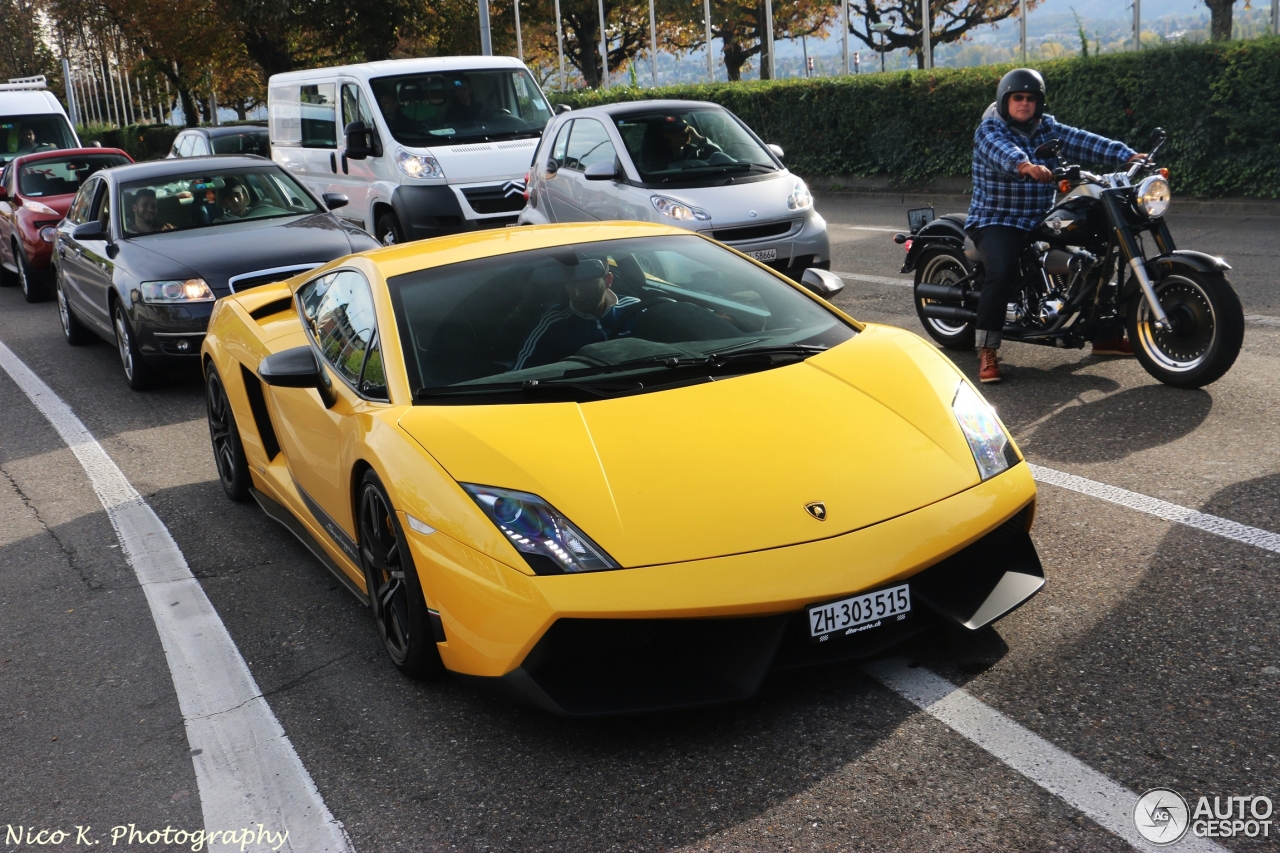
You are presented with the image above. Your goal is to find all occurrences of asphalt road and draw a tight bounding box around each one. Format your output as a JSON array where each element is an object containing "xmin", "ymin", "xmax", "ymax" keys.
[{"xmin": 0, "ymin": 197, "xmax": 1277, "ymax": 852}]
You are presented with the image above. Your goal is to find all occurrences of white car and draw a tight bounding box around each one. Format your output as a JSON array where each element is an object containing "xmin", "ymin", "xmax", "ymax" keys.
[
  {"xmin": 0, "ymin": 75, "xmax": 80, "ymax": 175},
  {"xmin": 518, "ymin": 100, "xmax": 830, "ymax": 279}
]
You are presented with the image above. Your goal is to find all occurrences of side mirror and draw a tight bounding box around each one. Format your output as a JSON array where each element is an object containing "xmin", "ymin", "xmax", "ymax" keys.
[
  {"xmin": 72, "ymin": 220, "xmax": 107, "ymax": 241},
  {"xmin": 545, "ymin": 158, "xmax": 559, "ymax": 178},
  {"xmin": 554, "ymin": 104, "xmax": 572, "ymax": 115},
  {"xmin": 1033, "ymin": 138, "xmax": 1062, "ymax": 159},
  {"xmin": 322, "ymin": 192, "xmax": 349, "ymax": 211},
  {"xmin": 1150, "ymin": 126, "xmax": 1167, "ymax": 145},
  {"xmin": 800, "ymin": 268, "xmax": 845, "ymax": 299},
  {"xmin": 583, "ymin": 160, "xmax": 617, "ymax": 181},
  {"xmin": 258, "ymin": 345, "xmax": 336, "ymax": 408},
  {"xmin": 344, "ymin": 121, "xmax": 374, "ymax": 160},
  {"xmin": 767, "ymin": 143, "xmax": 784, "ymax": 159}
]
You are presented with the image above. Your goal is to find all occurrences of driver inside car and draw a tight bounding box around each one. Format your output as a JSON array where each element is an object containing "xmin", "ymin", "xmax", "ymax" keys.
[
  {"xmin": 514, "ymin": 259, "xmax": 641, "ymax": 370},
  {"xmin": 445, "ymin": 78, "xmax": 484, "ymax": 123},
  {"xmin": 641, "ymin": 116, "xmax": 721, "ymax": 172}
]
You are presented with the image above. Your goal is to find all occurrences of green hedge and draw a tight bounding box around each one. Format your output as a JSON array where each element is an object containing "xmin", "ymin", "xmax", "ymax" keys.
[
  {"xmin": 552, "ymin": 38, "xmax": 1280, "ymax": 199},
  {"xmin": 76, "ymin": 123, "xmax": 182, "ymax": 161}
]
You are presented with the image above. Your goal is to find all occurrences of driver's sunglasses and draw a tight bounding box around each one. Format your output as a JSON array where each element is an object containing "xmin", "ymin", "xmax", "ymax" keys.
[{"xmin": 1009, "ymin": 93, "xmax": 1038, "ymax": 103}]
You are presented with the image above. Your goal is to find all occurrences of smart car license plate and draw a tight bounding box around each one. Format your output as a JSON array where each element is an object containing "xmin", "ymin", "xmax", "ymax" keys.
[
  {"xmin": 808, "ymin": 584, "xmax": 910, "ymax": 641},
  {"xmin": 747, "ymin": 248, "xmax": 777, "ymax": 262}
]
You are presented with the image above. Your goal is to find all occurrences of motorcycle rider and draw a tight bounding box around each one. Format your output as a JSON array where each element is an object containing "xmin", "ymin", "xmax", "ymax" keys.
[{"xmin": 968, "ymin": 68, "xmax": 1145, "ymax": 383}]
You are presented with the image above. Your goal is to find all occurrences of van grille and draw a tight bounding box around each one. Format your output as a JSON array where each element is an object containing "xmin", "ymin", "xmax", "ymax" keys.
[{"xmin": 461, "ymin": 185, "xmax": 527, "ymax": 214}]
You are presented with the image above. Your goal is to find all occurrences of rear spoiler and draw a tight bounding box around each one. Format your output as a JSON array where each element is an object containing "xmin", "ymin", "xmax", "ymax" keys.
[{"xmin": 0, "ymin": 75, "xmax": 48, "ymax": 91}]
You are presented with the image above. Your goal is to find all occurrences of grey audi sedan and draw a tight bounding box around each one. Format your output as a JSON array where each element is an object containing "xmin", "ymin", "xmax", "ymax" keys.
[
  {"xmin": 518, "ymin": 100, "xmax": 830, "ymax": 279},
  {"xmin": 53, "ymin": 155, "xmax": 379, "ymax": 389}
]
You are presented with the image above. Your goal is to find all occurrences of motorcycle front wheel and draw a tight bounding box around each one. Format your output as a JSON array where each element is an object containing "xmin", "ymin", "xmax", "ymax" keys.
[
  {"xmin": 913, "ymin": 250, "xmax": 976, "ymax": 350},
  {"xmin": 1126, "ymin": 270, "xmax": 1244, "ymax": 389}
]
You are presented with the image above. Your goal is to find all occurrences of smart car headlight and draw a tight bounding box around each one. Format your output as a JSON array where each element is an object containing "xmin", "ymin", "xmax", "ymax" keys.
[
  {"xmin": 787, "ymin": 178, "xmax": 813, "ymax": 211},
  {"xmin": 1137, "ymin": 175, "xmax": 1170, "ymax": 218},
  {"xmin": 139, "ymin": 278, "xmax": 215, "ymax": 304},
  {"xmin": 952, "ymin": 381, "xmax": 1018, "ymax": 480},
  {"xmin": 651, "ymin": 195, "xmax": 711, "ymax": 222},
  {"xmin": 462, "ymin": 484, "xmax": 620, "ymax": 575},
  {"xmin": 397, "ymin": 149, "xmax": 445, "ymax": 180}
]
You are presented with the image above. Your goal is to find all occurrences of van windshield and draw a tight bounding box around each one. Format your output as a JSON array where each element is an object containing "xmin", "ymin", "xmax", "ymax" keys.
[
  {"xmin": 0, "ymin": 114, "xmax": 77, "ymax": 165},
  {"xmin": 369, "ymin": 68, "xmax": 553, "ymax": 145}
]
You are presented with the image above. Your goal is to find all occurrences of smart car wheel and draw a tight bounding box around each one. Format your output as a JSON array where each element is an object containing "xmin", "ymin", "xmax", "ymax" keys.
[
  {"xmin": 56, "ymin": 269, "xmax": 92, "ymax": 345},
  {"xmin": 205, "ymin": 365, "xmax": 252, "ymax": 502},
  {"xmin": 375, "ymin": 212, "xmax": 405, "ymax": 247},
  {"xmin": 357, "ymin": 471, "xmax": 444, "ymax": 678},
  {"xmin": 112, "ymin": 301, "xmax": 154, "ymax": 390}
]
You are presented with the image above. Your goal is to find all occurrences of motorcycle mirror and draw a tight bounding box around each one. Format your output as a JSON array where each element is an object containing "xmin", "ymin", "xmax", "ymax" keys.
[
  {"xmin": 1033, "ymin": 138, "xmax": 1062, "ymax": 159},
  {"xmin": 1150, "ymin": 127, "xmax": 1167, "ymax": 145}
]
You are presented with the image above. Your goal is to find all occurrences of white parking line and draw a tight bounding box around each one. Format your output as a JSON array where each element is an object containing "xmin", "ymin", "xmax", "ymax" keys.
[
  {"xmin": 842, "ymin": 225, "xmax": 906, "ymax": 233},
  {"xmin": 1032, "ymin": 464, "xmax": 1280, "ymax": 554},
  {"xmin": 1245, "ymin": 314, "xmax": 1280, "ymax": 328},
  {"xmin": 833, "ymin": 270, "xmax": 913, "ymax": 288},
  {"xmin": 863, "ymin": 659, "xmax": 1227, "ymax": 852},
  {"xmin": 0, "ymin": 341, "xmax": 353, "ymax": 853}
]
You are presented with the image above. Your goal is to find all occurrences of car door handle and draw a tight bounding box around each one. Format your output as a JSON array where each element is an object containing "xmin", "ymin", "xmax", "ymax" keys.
[
  {"xmin": 341, "ymin": 153, "xmax": 348, "ymax": 174},
  {"xmin": 330, "ymin": 153, "xmax": 337, "ymax": 173}
]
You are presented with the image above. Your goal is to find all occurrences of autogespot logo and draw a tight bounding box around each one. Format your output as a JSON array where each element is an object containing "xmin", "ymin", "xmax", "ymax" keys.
[{"xmin": 1134, "ymin": 788, "xmax": 1190, "ymax": 845}]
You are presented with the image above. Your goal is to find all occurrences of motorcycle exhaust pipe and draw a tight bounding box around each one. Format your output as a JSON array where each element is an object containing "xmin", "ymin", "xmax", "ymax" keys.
[
  {"xmin": 921, "ymin": 304, "xmax": 978, "ymax": 322},
  {"xmin": 916, "ymin": 283, "xmax": 978, "ymax": 303}
]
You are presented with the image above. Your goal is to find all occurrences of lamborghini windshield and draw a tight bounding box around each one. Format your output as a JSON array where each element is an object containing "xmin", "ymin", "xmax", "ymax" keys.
[{"xmin": 389, "ymin": 235, "xmax": 855, "ymax": 403}]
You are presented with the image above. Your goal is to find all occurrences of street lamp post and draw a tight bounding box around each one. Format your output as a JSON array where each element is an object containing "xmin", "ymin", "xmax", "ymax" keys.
[{"xmin": 871, "ymin": 22, "xmax": 892, "ymax": 73}]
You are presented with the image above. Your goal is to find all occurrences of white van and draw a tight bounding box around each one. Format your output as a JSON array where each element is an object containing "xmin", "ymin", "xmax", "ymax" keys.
[
  {"xmin": 0, "ymin": 76, "xmax": 81, "ymax": 172},
  {"xmin": 268, "ymin": 57, "xmax": 555, "ymax": 246}
]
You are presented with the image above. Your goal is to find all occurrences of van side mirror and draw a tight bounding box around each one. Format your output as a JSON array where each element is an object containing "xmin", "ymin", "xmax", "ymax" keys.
[
  {"xmin": 344, "ymin": 121, "xmax": 378, "ymax": 160},
  {"xmin": 258, "ymin": 345, "xmax": 336, "ymax": 408},
  {"xmin": 799, "ymin": 268, "xmax": 845, "ymax": 299},
  {"xmin": 583, "ymin": 160, "xmax": 617, "ymax": 181}
]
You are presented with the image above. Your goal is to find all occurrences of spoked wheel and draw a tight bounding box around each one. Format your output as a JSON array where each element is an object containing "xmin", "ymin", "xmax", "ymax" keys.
[
  {"xmin": 205, "ymin": 365, "xmax": 252, "ymax": 501},
  {"xmin": 1126, "ymin": 271, "xmax": 1244, "ymax": 389},
  {"xmin": 914, "ymin": 251, "xmax": 977, "ymax": 350},
  {"xmin": 113, "ymin": 301, "xmax": 154, "ymax": 390},
  {"xmin": 56, "ymin": 269, "xmax": 92, "ymax": 345},
  {"xmin": 357, "ymin": 471, "xmax": 444, "ymax": 677}
]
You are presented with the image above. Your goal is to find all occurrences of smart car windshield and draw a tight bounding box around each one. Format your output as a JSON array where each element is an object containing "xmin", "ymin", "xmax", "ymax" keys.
[
  {"xmin": 369, "ymin": 68, "xmax": 553, "ymax": 145},
  {"xmin": 613, "ymin": 108, "xmax": 780, "ymax": 184},
  {"xmin": 18, "ymin": 154, "xmax": 128, "ymax": 197},
  {"xmin": 119, "ymin": 166, "xmax": 321, "ymax": 236},
  {"xmin": 0, "ymin": 114, "xmax": 77, "ymax": 165},
  {"xmin": 389, "ymin": 235, "xmax": 855, "ymax": 403}
]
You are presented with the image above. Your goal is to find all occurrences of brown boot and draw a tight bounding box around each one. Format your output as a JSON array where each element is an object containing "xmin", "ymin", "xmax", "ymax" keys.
[{"xmin": 979, "ymin": 347, "xmax": 1002, "ymax": 383}]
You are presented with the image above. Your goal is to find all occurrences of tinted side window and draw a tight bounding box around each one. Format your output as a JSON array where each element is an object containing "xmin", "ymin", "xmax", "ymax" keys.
[
  {"xmin": 298, "ymin": 270, "xmax": 378, "ymax": 388},
  {"xmin": 360, "ymin": 335, "xmax": 388, "ymax": 400},
  {"xmin": 564, "ymin": 119, "xmax": 614, "ymax": 172},
  {"xmin": 300, "ymin": 83, "xmax": 337, "ymax": 149}
]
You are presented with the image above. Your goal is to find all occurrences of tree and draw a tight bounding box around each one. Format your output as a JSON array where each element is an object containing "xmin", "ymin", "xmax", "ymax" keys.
[
  {"xmin": 848, "ymin": 0, "xmax": 1042, "ymax": 70},
  {"xmin": 0, "ymin": 0, "xmax": 56, "ymax": 81},
  {"xmin": 1203, "ymin": 0, "xmax": 1235, "ymax": 41},
  {"xmin": 521, "ymin": 0, "xmax": 660, "ymax": 88},
  {"xmin": 659, "ymin": 0, "xmax": 838, "ymax": 82}
]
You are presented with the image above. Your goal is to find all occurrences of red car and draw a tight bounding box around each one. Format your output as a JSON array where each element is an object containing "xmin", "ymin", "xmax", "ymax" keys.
[{"xmin": 0, "ymin": 147, "xmax": 132, "ymax": 301}]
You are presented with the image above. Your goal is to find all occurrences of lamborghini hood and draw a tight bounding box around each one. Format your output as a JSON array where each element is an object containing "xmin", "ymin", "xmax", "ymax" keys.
[{"xmin": 397, "ymin": 325, "xmax": 988, "ymax": 568}]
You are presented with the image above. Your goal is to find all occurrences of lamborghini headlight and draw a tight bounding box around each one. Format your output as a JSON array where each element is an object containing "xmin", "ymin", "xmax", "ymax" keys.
[
  {"xmin": 462, "ymin": 484, "xmax": 619, "ymax": 575},
  {"xmin": 139, "ymin": 278, "xmax": 215, "ymax": 304},
  {"xmin": 1136, "ymin": 175, "xmax": 1171, "ymax": 218},
  {"xmin": 952, "ymin": 381, "xmax": 1017, "ymax": 480}
]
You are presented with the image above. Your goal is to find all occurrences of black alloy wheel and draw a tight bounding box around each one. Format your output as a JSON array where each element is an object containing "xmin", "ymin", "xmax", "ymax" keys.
[
  {"xmin": 357, "ymin": 471, "xmax": 443, "ymax": 677},
  {"xmin": 375, "ymin": 212, "xmax": 405, "ymax": 247},
  {"xmin": 205, "ymin": 365, "xmax": 252, "ymax": 502},
  {"xmin": 1126, "ymin": 270, "xmax": 1244, "ymax": 389},
  {"xmin": 112, "ymin": 301, "xmax": 154, "ymax": 390},
  {"xmin": 914, "ymin": 251, "xmax": 977, "ymax": 350},
  {"xmin": 56, "ymin": 268, "xmax": 92, "ymax": 345}
]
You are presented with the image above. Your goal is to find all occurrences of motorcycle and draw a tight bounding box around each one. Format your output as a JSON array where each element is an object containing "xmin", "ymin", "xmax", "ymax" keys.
[{"xmin": 895, "ymin": 128, "xmax": 1244, "ymax": 389}]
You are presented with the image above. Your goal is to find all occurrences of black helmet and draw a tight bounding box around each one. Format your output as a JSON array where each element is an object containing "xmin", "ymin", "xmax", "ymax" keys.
[{"xmin": 997, "ymin": 68, "xmax": 1046, "ymax": 123}]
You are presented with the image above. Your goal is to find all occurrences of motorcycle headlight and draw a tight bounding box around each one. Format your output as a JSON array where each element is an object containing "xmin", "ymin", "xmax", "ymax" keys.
[
  {"xmin": 787, "ymin": 178, "xmax": 813, "ymax": 211},
  {"xmin": 397, "ymin": 149, "xmax": 445, "ymax": 180},
  {"xmin": 952, "ymin": 381, "xmax": 1018, "ymax": 481},
  {"xmin": 139, "ymin": 278, "xmax": 215, "ymax": 304},
  {"xmin": 650, "ymin": 195, "xmax": 710, "ymax": 222},
  {"xmin": 462, "ymin": 484, "xmax": 620, "ymax": 575},
  {"xmin": 1137, "ymin": 175, "xmax": 1171, "ymax": 218}
]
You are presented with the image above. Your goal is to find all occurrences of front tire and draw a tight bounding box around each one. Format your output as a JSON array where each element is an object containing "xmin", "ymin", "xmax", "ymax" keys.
[
  {"xmin": 914, "ymin": 251, "xmax": 977, "ymax": 350},
  {"xmin": 374, "ymin": 211, "xmax": 405, "ymax": 247},
  {"xmin": 1126, "ymin": 270, "xmax": 1244, "ymax": 389},
  {"xmin": 18, "ymin": 246, "xmax": 49, "ymax": 302},
  {"xmin": 112, "ymin": 301, "xmax": 154, "ymax": 390},
  {"xmin": 56, "ymin": 269, "xmax": 92, "ymax": 345},
  {"xmin": 205, "ymin": 365, "xmax": 252, "ymax": 501},
  {"xmin": 357, "ymin": 471, "xmax": 444, "ymax": 678}
]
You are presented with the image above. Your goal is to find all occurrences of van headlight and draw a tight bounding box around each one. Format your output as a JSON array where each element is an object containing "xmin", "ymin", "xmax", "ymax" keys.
[
  {"xmin": 1136, "ymin": 175, "xmax": 1170, "ymax": 218},
  {"xmin": 462, "ymin": 484, "xmax": 620, "ymax": 575},
  {"xmin": 952, "ymin": 382, "xmax": 1018, "ymax": 480},
  {"xmin": 397, "ymin": 150, "xmax": 445, "ymax": 180},
  {"xmin": 787, "ymin": 179, "xmax": 813, "ymax": 211}
]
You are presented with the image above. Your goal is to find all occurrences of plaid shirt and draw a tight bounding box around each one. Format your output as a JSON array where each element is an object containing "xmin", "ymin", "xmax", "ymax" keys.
[{"xmin": 967, "ymin": 113, "xmax": 1136, "ymax": 232}]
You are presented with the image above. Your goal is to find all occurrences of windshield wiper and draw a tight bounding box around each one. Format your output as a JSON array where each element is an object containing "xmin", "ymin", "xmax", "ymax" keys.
[
  {"xmin": 416, "ymin": 379, "xmax": 643, "ymax": 401},
  {"xmin": 706, "ymin": 343, "xmax": 829, "ymax": 360},
  {"xmin": 558, "ymin": 344, "xmax": 826, "ymax": 380}
]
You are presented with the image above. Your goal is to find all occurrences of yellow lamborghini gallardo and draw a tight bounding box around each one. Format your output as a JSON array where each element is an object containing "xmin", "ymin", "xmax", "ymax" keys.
[{"xmin": 202, "ymin": 222, "xmax": 1042, "ymax": 715}]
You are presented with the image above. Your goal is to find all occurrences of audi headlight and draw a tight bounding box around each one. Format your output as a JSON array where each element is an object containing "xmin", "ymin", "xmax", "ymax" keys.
[
  {"xmin": 462, "ymin": 484, "xmax": 620, "ymax": 575},
  {"xmin": 1137, "ymin": 175, "xmax": 1171, "ymax": 218},
  {"xmin": 139, "ymin": 278, "xmax": 215, "ymax": 304},
  {"xmin": 651, "ymin": 195, "xmax": 710, "ymax": 222},
  {"xmin": 952, "ymin": 381, "xmax": 1018, "ymax": 480},
  {"xmin": 397, "ymin": 149, "xmax": 445, "ymax": 180},
  {"xmin": 787, "ymin": 178, "xmax": 813, "ymax": 211}
]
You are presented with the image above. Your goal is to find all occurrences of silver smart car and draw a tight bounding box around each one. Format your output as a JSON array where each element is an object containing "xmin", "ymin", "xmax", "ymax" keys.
[{"xmin": 518, "ymin": 100, "xmax": 831, "ymax": 279}]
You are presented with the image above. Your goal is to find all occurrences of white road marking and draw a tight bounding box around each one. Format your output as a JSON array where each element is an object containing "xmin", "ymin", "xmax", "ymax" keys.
[
  {"xmin": 1031, "ymin": 464, "xmax": 1280, "ymax": 554},
  {"xmin": 1245, "ymin": 314, "xmax": 1280, "ymax": 328},
  {"xmin": 0, "ymin": 341, "xmax": 353, "ymax": 853},
  {"xmin": 863, "ymin": 659, "xmax": 1227, "ymax": 852},
  {"xmin": 833, "ymin": 270, "xmax": 913, "ymax": 288},
  {"xmin": 841, "ymin": 224, "xmax": 906, "ymax": 233}
]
